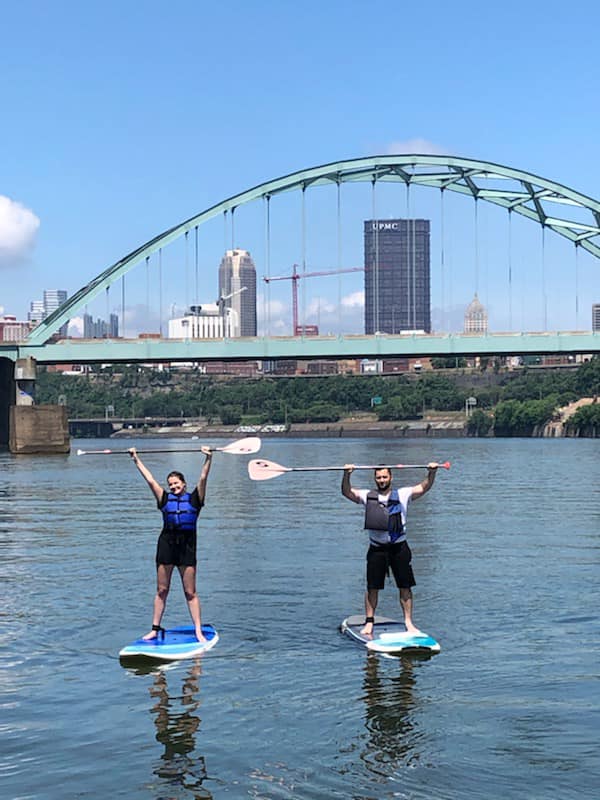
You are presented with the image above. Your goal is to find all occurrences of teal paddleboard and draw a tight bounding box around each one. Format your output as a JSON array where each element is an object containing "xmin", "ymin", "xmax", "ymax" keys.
[{"xmin": 341, "ymin": 615, "xmax": 440, "ymax": 654}]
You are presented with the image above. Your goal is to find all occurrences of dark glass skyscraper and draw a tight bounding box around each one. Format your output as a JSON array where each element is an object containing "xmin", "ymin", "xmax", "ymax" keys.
[{"xmin": 364, "ymin": 219, "xmax": 431, "ymax": 334}]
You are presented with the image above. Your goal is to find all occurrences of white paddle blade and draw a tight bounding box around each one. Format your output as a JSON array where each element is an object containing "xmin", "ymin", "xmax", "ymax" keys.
[
  {"xmin": 247, "ymin": 459, "xmax": 289, "ymax": 480},
  {"xmin": 217, "ymin": 436, "xmax": 261, "ymax": 455}
]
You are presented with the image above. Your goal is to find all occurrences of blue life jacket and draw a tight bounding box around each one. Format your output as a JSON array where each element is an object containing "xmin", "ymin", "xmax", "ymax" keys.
[
  {"xmin": 364, "ymin": 489, "xmax": 405, "ymax": 543},
  {"xmin": 161, "ymin": 492, "xmax": 199, "ymax": 532}
]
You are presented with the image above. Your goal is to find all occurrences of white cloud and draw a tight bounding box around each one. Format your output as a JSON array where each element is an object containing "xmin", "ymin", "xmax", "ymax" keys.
[
  {"xmin": 121, "ymin": 304, "xmax": 161, "ymax": 338},
  {"xmin": 0, "ymin": 196, "xmax": 40, "ymax": 266},
  {"xmin": 257, "ymin": 296, "xmax": 290, "ymax": 335},
  {"xmin": 384, "ymin": 138, "xmax": 451, "ymax": 156},
  {"xmin": 306, "ymin": 296, "xmax": 336, "ymax": 316},
  {"xmin": 341, "ymin": 290, "xmax": 364, "ymax": 309},
  {"xmin": 257, "ymin": 290, "xmax": 366, "ymax": 336},
  {"xmin": 68, "ymin": 316, "xmax": 84, "ymax": 337}
]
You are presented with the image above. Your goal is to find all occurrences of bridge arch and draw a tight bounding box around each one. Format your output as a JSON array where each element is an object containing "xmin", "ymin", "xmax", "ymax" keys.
[{"xmin": 28, "ymin": 154, "xmax": 600, "ymax": 344}]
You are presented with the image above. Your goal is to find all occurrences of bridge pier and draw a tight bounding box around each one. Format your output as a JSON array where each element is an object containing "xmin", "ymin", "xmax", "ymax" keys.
[
  {"xmin": 0, "ymin": 357, "xmax": 15, "ymax": 447},
  {"xmin": 0, "ymin": 357, "xmax": 70, "ymax": 454}
]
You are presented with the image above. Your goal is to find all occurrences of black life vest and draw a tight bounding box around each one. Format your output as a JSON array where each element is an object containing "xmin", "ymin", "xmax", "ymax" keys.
[
  {"xmin": 364, "ymin": 489, "xmax": 404, "ymax": 542},
  {"xmin": 161, "ymin": 492, "xmax": 199, "ymax": 532}
]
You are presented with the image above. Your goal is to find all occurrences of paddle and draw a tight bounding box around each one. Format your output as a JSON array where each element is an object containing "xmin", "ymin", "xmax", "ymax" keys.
[
  {"xmin": 248, "ymin": 458, "xmax": 451, "ymax": 481},
  {"xmin": 76, "ymin": 436, "xmax": 261, "ymax": 457}
]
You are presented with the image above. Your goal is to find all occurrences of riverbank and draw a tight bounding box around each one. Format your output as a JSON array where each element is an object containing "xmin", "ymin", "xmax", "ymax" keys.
[{"xmin": 108, "ymin": 414, "xmax": 467, "ymax": 439}]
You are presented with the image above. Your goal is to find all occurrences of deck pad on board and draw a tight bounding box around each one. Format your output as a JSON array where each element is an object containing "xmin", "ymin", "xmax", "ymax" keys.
[
  {"xmin": 119, "ymin": 624, "xmax": 219, "ymax": 662},
  {"xmin": 341, "ymin": 615, "xmax": 440, "ymax": 654}
]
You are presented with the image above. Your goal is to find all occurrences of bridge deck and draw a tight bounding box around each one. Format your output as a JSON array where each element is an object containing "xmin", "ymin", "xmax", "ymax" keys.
[{"xmin": 0, "ymin": 331, "xmax": 597, "ymax": 365}]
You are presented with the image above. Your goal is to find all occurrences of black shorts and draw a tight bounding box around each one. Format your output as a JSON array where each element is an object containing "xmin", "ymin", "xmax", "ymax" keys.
[
  {"xmin": 155, "ymin": 529, "xmax": 197, "ymax": 567},
  {"xmin": 366, "ymin": 541, "xmax": 415, "ymax": 590}
]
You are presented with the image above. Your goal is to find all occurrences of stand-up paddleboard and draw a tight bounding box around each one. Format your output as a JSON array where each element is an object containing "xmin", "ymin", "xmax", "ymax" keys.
[
  {"xmin": 119, "ymin": 624, "xmax": 219, "ymax": 662},
  {"xmin": 341, "ymin": 615, "xmax": 440, "ymax": 654}
]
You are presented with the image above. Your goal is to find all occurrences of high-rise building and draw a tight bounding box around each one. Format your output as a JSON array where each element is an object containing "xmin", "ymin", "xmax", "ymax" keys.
[
  {"xmin": 218, "ymin": 249, "xmax": 257, "ymax": 336},
  {"xmin": 593, "ymin": 303, "xmax": 600, "ymax": 332},
  {"xmin": 83, "ymin": 313, "xmax": 119, "ymax": 338},
  {"xmin": 28, "ymin": 300, "xmax": 45, "ymax": 326},
  {"xmin": 464, "ymin": 293, "xmax": 488, "ymax": 333},
  {"xmin": 364, "ymin": 219, "xmax": 431, "ymax": 334},
  {"xmin": 29, "ymin": 289, "xmax": 69, "ymax": 337},
  {"xmin": 43, "ymin": 289, "xmax": 68, "ymax": 319}
]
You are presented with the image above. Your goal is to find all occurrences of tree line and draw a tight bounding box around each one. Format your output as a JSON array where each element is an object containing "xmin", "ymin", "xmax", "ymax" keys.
[{"xmin": 35, "ymin": 357, "xmax": 600, "ymax": 436}]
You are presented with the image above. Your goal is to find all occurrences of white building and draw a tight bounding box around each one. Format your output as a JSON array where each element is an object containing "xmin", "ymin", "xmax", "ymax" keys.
[
  {"xmin": 464, "ymin": 293, "xmax": 488, "ymax": 333},
  {"xmin": 168, "ymin": 304, "xmax": 239, "ymax": 339},
  {"xmin": 28, "ymin": 299, "xmax": 45, "ymax": 325}
]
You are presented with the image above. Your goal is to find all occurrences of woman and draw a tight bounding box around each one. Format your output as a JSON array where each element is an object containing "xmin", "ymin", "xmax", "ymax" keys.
[{"xmin": 129, "ymin": 446, "xmax": 212, "ymax": 641}]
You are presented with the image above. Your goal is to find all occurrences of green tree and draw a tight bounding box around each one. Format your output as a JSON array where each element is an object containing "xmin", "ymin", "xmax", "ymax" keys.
[
  {"xmin": 493, "ymin": 397, "xmax": 557, "ymax": 436},
  {"xmin": 566, "ymin": 403, "xmax": 600, "ymax": 436},
  {"xmin": 377, "ymin": 395, "xmax": 421, "ymax": 420},
  {"xmin": 220, "ymin": 405, "xmax": 243, "ymax": 425},
  {"xmin": 467, "ymin": 409, "xmax": 493, "ymax": 436}
]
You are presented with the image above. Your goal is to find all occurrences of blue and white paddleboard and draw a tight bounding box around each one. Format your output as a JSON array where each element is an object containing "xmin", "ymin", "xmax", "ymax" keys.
[
  {"xmin": 119, "ymin": 624, "xmax": 219, "ymax": 662},
  {"xmin": 341, "ymin": 615, "xmax": 440, "ymax": 654}
]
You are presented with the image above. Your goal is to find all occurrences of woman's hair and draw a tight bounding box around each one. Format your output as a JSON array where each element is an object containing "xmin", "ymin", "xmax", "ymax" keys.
[{"xmin": 167, "ymin": 470, "xmax": 186, "ymax": 483}]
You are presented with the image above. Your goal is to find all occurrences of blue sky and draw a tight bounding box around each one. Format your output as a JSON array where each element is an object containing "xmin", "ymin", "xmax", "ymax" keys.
[{"xmin": 1, "ymin": 0, "xmax": 599, "ymax": 335}]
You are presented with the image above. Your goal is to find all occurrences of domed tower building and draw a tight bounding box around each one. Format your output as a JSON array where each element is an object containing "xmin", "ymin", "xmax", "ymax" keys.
[
  {"xmin": 464, "ymin": 294, "xmax": 488, "ymax": 369},
  {"xmin": 464, "ymin": 293, "xmax": 488, "ymax": 334}
]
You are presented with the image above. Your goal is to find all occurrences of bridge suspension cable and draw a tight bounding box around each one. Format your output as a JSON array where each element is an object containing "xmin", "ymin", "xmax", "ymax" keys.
[{"xmin": 26, "ymin": 154, "xmax": 600, "ymax": 344}]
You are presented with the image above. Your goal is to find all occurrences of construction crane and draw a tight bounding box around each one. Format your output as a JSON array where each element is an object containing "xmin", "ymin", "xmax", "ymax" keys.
[{"xmin": 263, "ymin": 264, "xmax": 363, "ymax": 335}]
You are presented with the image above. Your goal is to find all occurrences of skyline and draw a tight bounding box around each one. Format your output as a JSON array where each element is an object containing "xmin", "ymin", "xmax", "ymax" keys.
[{"xmin": 1, "ymin": 1, "xmax": 599, "ymax": 337}]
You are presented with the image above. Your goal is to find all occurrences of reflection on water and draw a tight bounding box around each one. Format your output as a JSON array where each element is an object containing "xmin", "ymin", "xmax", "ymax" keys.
[
  {"xmin": 144, "ymin": 661, "xmax": 212, "ymax": 800},
  {"xmin": 361, "ymin": 653, "xmax": 431, "ymax": 774}
]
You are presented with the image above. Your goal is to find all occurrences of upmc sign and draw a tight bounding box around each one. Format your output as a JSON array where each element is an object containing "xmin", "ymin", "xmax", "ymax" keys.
[{"xmin": 372, "ymin": 222, "xmax": 399, "ymax": 230}]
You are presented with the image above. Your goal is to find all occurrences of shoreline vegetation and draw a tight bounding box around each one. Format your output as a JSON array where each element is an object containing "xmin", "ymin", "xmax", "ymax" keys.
[
  {"xmin": 108, "ymin": 414, "xmax": 467, "ymax": 440},
  {"xmin": 39, "ymin": 358, "xmax": 600, "ymax": 439}
]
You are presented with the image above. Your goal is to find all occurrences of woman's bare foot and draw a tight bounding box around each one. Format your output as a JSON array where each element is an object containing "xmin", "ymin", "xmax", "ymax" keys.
[
  {"xmin": 142, "ymin": 625, "xmax": 165, "ymax": 641},
  {"xmin": 195, "ymin": 628, "xmax": 207, "ymax": 643}
]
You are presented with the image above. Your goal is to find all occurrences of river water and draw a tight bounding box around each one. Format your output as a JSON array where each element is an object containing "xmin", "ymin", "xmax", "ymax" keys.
[{"xmin": 1, "ymin": 437, "xmax": 598, "ymax": 799}]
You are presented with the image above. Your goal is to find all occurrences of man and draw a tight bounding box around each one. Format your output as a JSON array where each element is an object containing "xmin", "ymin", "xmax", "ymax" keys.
[
  {"xmin": 129, "ymin": 446, "xmax": 213, "ymax": 642},
  {"xmin": 342, "ymin": 462, "xmax": 440, "ymax": 636}
]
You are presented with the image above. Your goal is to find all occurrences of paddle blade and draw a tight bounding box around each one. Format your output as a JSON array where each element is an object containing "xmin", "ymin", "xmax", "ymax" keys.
[
  {"xmin": 247, "ymin": 459, "xmax": 289, "ymax": 480},
  {"xmin": 217, "ymin": 436, "xmax": 261, "ymax": 455}
]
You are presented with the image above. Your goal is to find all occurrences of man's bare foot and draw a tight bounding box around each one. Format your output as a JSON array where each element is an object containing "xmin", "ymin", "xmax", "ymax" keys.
[
  {"xmin": 142, "ymin": 630, "xmax": 158, "ymax": 641},
  {"xmin": 360, "ymin": 622, "xmax": 374, "ymax": 637},
  {"xmin": 405, "ymin": 624, "xmax": 422, "ymax": 635}
]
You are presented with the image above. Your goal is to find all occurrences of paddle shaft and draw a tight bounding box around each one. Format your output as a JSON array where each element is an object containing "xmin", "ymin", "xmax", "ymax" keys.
[
  {"xmin": 77, "ymin": 436, "xmax": 260, "ymax": 456},
  {"xmin": 248, "ymin": 458, "xmax": 451, "ymax": 480},
  {"xmin": 78, "ymin": 447, "xmax": 208, "ymax": 455},
  {"xmin": 276, "ymin": 463, "xmax": 445, "ymax": 473}
]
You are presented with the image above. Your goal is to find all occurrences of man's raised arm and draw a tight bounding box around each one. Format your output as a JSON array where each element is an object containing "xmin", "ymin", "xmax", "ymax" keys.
[{"xmin": 342, "ymin": 464, "xmax": 361, "ymax": 503}]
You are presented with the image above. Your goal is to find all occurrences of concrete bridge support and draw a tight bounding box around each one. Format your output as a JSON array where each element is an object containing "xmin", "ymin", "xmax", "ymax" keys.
[
  {"xmin": 0, "ymin": 357, "xmax": 70, "ymax": 453},
  {"xmin": 0, "ymin": 357, "xmax": 15, "ymax": 447}
]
